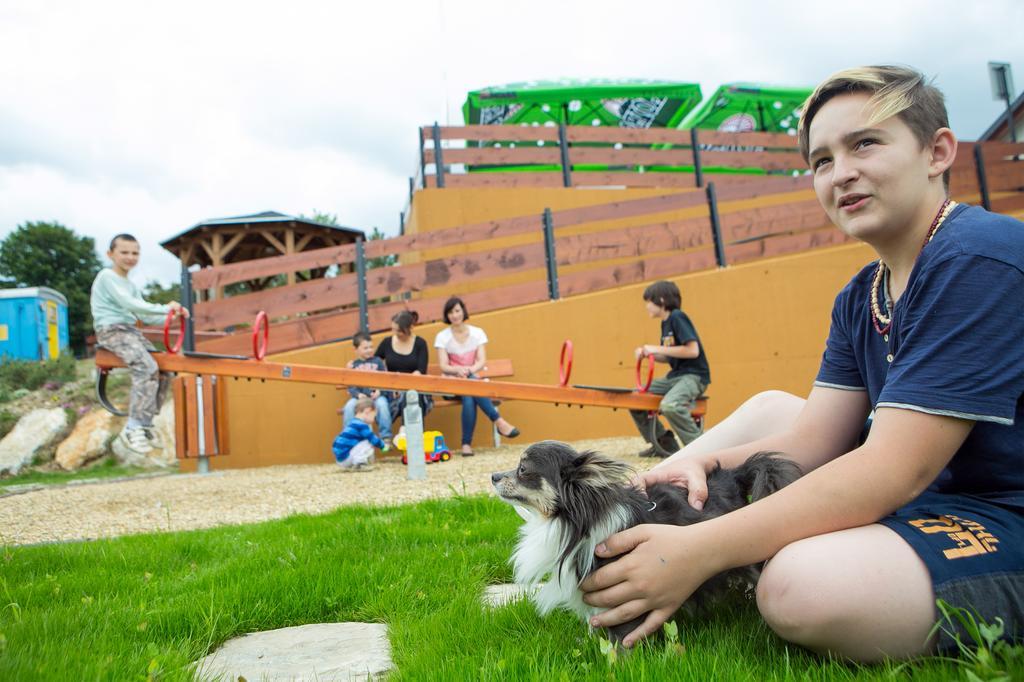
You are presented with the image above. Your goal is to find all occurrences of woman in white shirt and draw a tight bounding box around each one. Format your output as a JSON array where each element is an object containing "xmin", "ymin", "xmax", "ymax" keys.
[{"xmin": 434, "ymin": 297, "xmax": 520, "ymax": 456}]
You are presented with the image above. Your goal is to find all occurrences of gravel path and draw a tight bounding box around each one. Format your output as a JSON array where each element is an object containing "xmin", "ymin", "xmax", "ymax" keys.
[{"xmin": 0, "ymin": 436, "xmax": 650, "ymax": 546}]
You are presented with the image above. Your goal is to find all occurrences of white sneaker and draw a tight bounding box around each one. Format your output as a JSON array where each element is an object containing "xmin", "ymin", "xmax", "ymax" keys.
[
  {"xmin": 120, "ymin": 427, "xmax": 153, "ymax": 454},
  {"xmin": 143, "ymin": 427, "xmax": 164, "ymax": 449}
]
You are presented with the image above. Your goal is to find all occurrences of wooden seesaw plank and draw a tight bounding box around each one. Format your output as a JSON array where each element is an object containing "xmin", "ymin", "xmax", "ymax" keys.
[{"xmin": 94, "ymin": 350, "xmax": 704, "ymax": 414}]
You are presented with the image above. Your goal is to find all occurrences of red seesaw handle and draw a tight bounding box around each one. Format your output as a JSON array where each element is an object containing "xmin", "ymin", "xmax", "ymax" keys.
[
  {"xmin": 163, "ymin": 310, "xmax": 185, "ymax": 355},
  {"xmin": 253, "ymin": 311, "xmax": 269, "ymax": 360},
  {"xmin": 559, "ymin": 339, "xmax": 574, "ymax": 387},
  {"xmin": 636, "ymin": 353, "xmax": 655, "ymax": 393}
]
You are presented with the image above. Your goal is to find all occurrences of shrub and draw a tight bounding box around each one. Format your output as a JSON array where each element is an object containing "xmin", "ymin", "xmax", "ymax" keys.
[
  {"xmin": 0, "ymin": 409, "xmax": 16, "ymax": 439},
  {"xmin": 0, "ymin": 353, "xmax": 77, "ymax": 396}
]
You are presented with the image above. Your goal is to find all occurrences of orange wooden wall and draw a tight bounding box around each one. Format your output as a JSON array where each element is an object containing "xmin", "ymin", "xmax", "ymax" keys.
[{"xmin": 180, "ymin": 238, "xmax": 874, "ymax": 471}]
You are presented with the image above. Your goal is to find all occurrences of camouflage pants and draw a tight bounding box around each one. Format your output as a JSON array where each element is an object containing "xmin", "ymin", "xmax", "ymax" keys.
[{"xmin": 96, "ymin": 325, "xmax": 170, "ymax": 427}]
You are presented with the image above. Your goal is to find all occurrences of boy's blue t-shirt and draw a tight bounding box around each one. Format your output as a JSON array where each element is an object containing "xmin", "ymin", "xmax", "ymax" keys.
[
  {"xmin": 332, "ymin": 417, "xmax": 384, "ymax": 462},
  {"xmin": 662, "ymin": 309, "xmax": 711, "ymax": 383},
  {"xmin": 815, "ymin": 204, "xmax": 1024, "ymax": 509}
]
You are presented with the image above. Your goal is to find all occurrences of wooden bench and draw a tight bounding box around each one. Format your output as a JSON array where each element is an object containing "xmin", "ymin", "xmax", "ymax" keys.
[{"xmin": 428, "ymin": 359, "xmax": 515, "ymax": 446}]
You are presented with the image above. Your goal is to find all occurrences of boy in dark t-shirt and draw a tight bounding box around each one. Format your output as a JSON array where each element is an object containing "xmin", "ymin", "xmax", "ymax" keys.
[
  {"xmin": 581, "ymin": 66, "xmax": 1024, "ymax": 661},
  {"xmin": 629, "ymin": 280, "xmax": 711, "ymax": 457}
]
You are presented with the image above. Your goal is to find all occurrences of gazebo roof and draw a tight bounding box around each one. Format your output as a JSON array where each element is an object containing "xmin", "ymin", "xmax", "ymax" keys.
[{"xmin": 160, "ymin": 211, "xmax": 364, "ymax": 251}]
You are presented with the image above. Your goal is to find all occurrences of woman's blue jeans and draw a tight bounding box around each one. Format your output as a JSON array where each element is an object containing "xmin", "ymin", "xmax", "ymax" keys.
[{"xmin": 461, "ymin": 395, "xmax": 500, "ymax": 446}]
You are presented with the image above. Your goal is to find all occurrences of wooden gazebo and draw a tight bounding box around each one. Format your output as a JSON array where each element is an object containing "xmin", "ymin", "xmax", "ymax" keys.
[{"xmin": 161, "ymin": 211, "xmax": 364, "ymax": 297}]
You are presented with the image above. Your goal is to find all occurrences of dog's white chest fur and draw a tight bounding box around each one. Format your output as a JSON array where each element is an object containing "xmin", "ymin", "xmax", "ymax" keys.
[{"xmin": 511, "ymin": 507, "xmax": 632, "ymax": 622}]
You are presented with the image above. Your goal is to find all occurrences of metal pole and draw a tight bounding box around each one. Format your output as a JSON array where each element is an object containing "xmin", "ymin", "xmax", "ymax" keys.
[
  {"xmin": 399, "ymin": 211, "xmax": 405, "ymax": 236},
  {"xmin": 974, "ymin": 144, "xmax": 991, "ymax": 211},
  {"xmin": 418, "ymin": 127, "xmax": 427, "ymax": 185},
  {"xmin": 355, "ymin": 238, "xmax": 369, "ymax": 333},
  {"xmin": 558, "ymin": 122, "xmax": 572, "ymax": 187},
  {"xmin": 432, "ymin": 122, "xmax": 446, "ymax": 188},
  {"xmin": 180, "ymin": 265, "xmax": 195, "ymax": 352},
  {"xmin": 542, "ymin": 208, "xmax": 559, "ymax": 300},
  {"xmin": 195, "ymin": 376, "xmax": 209, "ymax": 474},
  {"xmin": 404, "ymin": 390, "xmax": 426, "ymax": 480},
  {"xmin": 690, "ymin": 128, "xmax": 703, "ymax": 188},
  {"xmin": 706, "ymin": 182, "xmax": 727, "ymax": 267}
]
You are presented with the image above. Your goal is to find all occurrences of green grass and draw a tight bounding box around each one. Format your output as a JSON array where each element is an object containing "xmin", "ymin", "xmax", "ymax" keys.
[
  {"xmin": 0, "ymin": 495, "xmax": 1018, "ymax": 681},
  {"xmin": 0, "ymin": 457, "xmax": 159, "ymax": 489}
]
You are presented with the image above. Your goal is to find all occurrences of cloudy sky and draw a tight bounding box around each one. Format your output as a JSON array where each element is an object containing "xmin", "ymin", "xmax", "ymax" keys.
[{"xmin": 1, "ymin": 0, "xmax": 1021, "ymax": 286}]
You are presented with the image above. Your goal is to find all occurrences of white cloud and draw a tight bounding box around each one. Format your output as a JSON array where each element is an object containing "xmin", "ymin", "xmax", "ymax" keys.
[{"xmin": 1, "ymin": 0, "xmax": 1022, "ymax": 286}]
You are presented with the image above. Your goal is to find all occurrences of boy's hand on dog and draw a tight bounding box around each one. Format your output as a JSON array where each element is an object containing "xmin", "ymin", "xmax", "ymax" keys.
[
  {"xmin": 635, "ymin": 459, "xmax": 709, "ymax": 511},
  {"xmin": 580, "ymin": 523, "xmax": 721, "ymax": 648}
]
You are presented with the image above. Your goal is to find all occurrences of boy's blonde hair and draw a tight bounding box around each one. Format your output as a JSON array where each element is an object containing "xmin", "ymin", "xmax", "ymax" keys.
[
  {"xmin": 798, "ymin": 65, "xmax": 951, "ymax": 188},
  {"xmin": 354, "ymin": 397, "xmax": 376, "ymax": 414}
]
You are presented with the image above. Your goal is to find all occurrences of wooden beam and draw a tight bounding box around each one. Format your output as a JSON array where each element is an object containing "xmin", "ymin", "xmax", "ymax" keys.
[
  {"xmin": 221, "ymin": 232, "xmax": 246, "ymax": 261},
  {"xmin": 95, "ymin": 349, "xmax": 684, "ymax": 412},
  {"xmin": 260, "ymin": 229, "xmax": 287, "ymax": 254},
  {"xmin": 198, "ymin": 239, "xmax": 217, "ymax": 263},
  {"xmin": 285, "ymin": 228, "xmax": 296, "ymax": 286}
]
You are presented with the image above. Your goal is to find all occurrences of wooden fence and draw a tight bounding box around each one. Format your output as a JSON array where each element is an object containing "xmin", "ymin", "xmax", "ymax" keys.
[
  {"xmin": 186, "ymin": 138, "xmax": 1024, "ymax": 357},
  {"xmin": 419, "ymin": 124, "xmax": 807, "ymax": 189}
]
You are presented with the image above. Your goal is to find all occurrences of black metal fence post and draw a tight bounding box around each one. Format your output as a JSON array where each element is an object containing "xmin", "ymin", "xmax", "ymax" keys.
[
  {"xmin": 180, "ymin": 265, "xmax": 196, "ymax": 352},
  {"xmin": 355, "ymin": 239, "xmax": 369, "ymax": 332},
  {"xmin": 542, "ymin": 208, "xmax": 560, "ymax": 300},
  {"xmin": 399, "ymin": 211, "xmax": 405, "ymax": 235},
  {"xmin": 558, "ymin": 123, "xmax": 572, "ymax": 187},
  {"xmin": 431, "ymin": 122, "xmax": 446, "ymax": 188},
  {"xmin": 974, "ymin": 143, "xmax": 991, "ymax": 211},
  {"xmin": 690, "ymin": 128, "xmax": 703, "ymax": 188},
  {"xmin": 408, "ymin": 176, "xmax": 415, "ymax": 204},
  {"xmin": 418, "ymin": 128, "xmax": 426, "ymax": 189},
  {"xmin": 706, "ymin": 182, "xmax": 727, "ymax": 267}
]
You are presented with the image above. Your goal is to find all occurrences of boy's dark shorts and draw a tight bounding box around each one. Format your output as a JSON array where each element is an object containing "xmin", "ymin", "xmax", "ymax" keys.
[{"xmin": 880, "ymin": 490, "xmax": 1024, "ymax": 651}]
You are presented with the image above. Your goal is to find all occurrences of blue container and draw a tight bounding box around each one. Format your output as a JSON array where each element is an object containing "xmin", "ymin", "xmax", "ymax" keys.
[{"xmin": 0, "ymin": 287, "xmax": 71, "ymax": 361}]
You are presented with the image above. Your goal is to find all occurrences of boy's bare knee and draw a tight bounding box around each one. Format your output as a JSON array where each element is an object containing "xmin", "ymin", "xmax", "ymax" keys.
[
  {"xmin": 757, "ymin": 543, "xmax": 835, "ymax": 643},
  {"xmin": 745, "ymin": 390, "xmax": 801, "ymax": 413}
]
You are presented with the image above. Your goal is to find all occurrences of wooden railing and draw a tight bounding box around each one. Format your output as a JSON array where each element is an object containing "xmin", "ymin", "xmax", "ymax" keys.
[
  {"xmin": 419, "ymin": 124, "xmax": 806, "ymax": 189},
  {"xmin": 186, "ymin": 139, "xmax": 1024, "ymax": 357}
]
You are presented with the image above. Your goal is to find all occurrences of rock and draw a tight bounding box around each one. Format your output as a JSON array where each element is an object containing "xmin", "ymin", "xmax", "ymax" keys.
[
  {"xmin": 0, "ymin": 408, "xmax": 68, "ymax": 475},
  {"xmin": 110, "ymin": 399, "xmax": 176, "ymax": 469},
  {"xmin": 149, "ymin": 398, "xmax": 176, "ymax": 466},
  {"xmin": 193, "ymin": 622, "xmax": 393, "ymax": 681},
  {"xmin": 482, "ymin": 583, "xmax": 541, "ymax": 608},
  {"xmin": 55, "ymin": 410, "xmax": 117, "ymax": 471}
]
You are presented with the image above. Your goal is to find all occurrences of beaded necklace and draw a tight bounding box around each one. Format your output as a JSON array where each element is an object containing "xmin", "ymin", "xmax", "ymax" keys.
[{"xmin": 870, "ymin": 199, "xmax": 958, "ymax": 335}]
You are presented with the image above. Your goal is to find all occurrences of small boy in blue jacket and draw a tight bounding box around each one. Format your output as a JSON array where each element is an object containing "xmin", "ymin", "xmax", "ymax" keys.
[{"xmin": 333, "ymin": 397, "xmax": 387, "ymax": 471}]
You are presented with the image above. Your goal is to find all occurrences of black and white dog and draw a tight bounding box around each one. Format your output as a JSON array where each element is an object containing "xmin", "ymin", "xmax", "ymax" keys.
[{"xmin": 490, "ymin": 440, "xmax": 801, "ymax": 644}]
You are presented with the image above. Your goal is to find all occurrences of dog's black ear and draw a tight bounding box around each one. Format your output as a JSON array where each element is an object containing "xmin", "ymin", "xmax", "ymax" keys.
[{"xmin": 735, "ymin": 451, "xmax": 801, "ymax": 502}]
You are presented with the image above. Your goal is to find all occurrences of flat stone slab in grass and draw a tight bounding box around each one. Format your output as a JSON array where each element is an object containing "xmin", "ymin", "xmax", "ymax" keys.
[
  {"xmin": 194, "ymin": 622, "xmax": 392, "ymax": 681},
  {"xmin": 482, "ymin": 583, "xmax": 541, "ymax": 608}
]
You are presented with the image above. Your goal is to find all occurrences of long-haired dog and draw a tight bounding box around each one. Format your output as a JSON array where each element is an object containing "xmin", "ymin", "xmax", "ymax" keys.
[{"xmin": 490, "ymin": 440, "xmax": 801, "ymax": 644}]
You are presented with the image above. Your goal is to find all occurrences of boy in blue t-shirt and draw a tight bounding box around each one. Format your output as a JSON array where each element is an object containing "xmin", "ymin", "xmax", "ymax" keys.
[
  {"xmin": 629, "ymin": 280, "xmax": 710, "ymax": 457},
  {"xmin": 342, "ymin": 331, "xmax": 392, "ymax": 448},
  {"xmin": 333, "ymin": 397, "xmax": 388, "ymax": 472},
  {"xmin": 580, "ymin": 66, "xmax": 1024, "ymax": 660}
]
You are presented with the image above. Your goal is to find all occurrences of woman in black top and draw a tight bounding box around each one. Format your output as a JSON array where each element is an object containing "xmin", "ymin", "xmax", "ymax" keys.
[{"xmin": 375, "ymin": 310, "xmax": 432, "ymax": 420}]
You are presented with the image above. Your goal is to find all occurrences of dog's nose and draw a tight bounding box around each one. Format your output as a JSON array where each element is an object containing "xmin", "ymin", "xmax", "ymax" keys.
[{"xmin": 490, "ymin": 472, "xmax": 502, "ymax": 484}]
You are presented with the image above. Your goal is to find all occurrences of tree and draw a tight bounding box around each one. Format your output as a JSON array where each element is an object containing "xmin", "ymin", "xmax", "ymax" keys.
[
  {"xmin": 366, "ymin": 227, "xmax": 397, "ymax": 269},
  {"xmin": 0, "ymin": 221, "xmax": 103, "ymax": 355},
  {"xmin": 142, "ymin": 280, "xmax": 181, "ymax": 305},
  {"xmin": 300, "ymin": 211, "xmax": 397, "ymax": 269}
]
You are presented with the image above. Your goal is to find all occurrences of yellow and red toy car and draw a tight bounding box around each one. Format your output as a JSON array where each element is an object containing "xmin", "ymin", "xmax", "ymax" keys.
[{"xmin": 393, "ymin": 430, "xmax": 452, "ymax": 465}]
